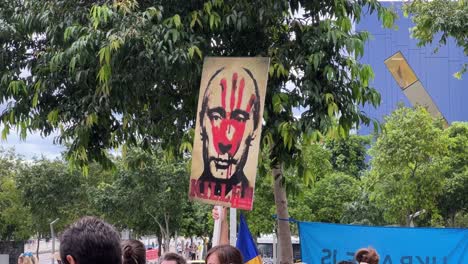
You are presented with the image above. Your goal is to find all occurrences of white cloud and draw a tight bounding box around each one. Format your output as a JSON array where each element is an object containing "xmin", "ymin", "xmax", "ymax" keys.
[{"xmin": 1, "ymin": 129, "xmax": 64, "ymax": 160}]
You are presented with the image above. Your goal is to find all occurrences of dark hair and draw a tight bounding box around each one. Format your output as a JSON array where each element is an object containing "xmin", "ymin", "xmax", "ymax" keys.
[
  {"xmin": 159, "ymin": 252, "xmax": 186, "ymax": 264},
  {"xmin": 122, "ymin": 240, "xmax": 146, "ymax": 264},
  {"xmin": 205, "ymin": 245, "xmax": 243, "ymax": 264},
  {"xmin": 355, "ymin": 247, "xmax": 379, "ymax": 264},
  {"xmin": 60, "ymin": 216, "xmax": 122, "ymax": 264}
]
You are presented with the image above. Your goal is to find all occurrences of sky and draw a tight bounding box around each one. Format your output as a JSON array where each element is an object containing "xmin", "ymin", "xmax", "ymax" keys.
[{"xmin": 1, "ymin": 126, "xmax": 64, "ymax": 160}]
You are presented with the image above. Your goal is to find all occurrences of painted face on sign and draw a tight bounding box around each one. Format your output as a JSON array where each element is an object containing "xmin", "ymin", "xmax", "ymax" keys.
[{"xmin": 201, "ymin": 68, "xmax": 259, "ymax": 180}]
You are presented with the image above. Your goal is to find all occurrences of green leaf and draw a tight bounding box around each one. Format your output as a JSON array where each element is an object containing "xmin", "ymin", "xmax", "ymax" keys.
[
  {"xmin": 190, "ymin": 12, "xmax": 198, "ymax": 28},
  {"xmin": 7, "ymin": 80, "xmax": 26, "ymax": 95},
  {"xmin": 64, "ymin": 26, "xmax": 73, "ymax": 41},
  {"xmin": 98, "ymin": 46, "xmax": 111, "ymax": 65},
  {"xmin": 272, "ymin": 93, "xmax": 283, "ymax": 113},
  {"xmin": 194, "ymin": 46, "xmax": 202, "ymax": 59},
  {"xmin": 47, "ymin": 109, "xmax": 59, "ymax": 125},
  {"xmin": 268, "ymin": 65, "xmax": 275, "ymax": 77},
  {"xmin": 97, "ymin": 64, "xmax": 111, "ymax": 84},
  {"xmin": 328, "ymin": 103, "xmax": 334, "ymax": 117},
  {"xmin": 32, "ymin": 92, "xmax": 39, "ymax": 107},
  {"xmin": 340, "ymin": 17, "xmax": 351, "ymax": 32},
  {"xmin": 69, "ymin": 56, "xmax": 77, "ymax": 73},
  {"xmin": 209, "ymin": 14, "xmax": 214, "ymax": 29},
  {"xmin": 2, "ymin": 124, "xmax": 10, "ymax": 140},
  {"xmin": 188, "ymin": 47, "xmax": 195, "ymax": 59},
  {"xmin": 382, "ymin": 10, "xmax": 395, "ymax": 29},
  {"xmin": 171, "ymin": 29, "xmax": 179, "ymax": 42},
  {"xmin": 85, "ymin": 113, "xmax": 98, "ymax": 127},
  {"xmin": 173, "ymin": 14, "xmax": 182, "ymax": 29},
  {"xmin": 313, "ymin": 54, "xmax": 320, "ymax": 70}
]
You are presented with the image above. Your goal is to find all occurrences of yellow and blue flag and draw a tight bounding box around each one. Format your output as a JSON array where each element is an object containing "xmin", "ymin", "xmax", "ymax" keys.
[{"xmin": 236, "ymin": 214, "xmax": 262, "ymax": 264}]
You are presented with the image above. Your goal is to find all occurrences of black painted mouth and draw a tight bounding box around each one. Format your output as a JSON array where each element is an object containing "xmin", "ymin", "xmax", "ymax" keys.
[{"xmin": 210, "ymin": 157, "xmax": 237, "ymax": 170}]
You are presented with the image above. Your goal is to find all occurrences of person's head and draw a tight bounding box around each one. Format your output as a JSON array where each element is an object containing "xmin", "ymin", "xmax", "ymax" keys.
[
  {"xmin": 200, "ymin": 67, "xmax": 261, "ymax": 180},
  {"xmin": 122, "ymin": 239, "xmax": 146, "ymax": 264},
  {"xmin": 18, "ymin": 252, "xmax": 38, "ymax": 264},
  {"xmin": 355, "ymin": 247, "xmax": 379, "ymax": 264},
  {"xmin": 60, "ymin": 216, "xmax": 122, "ymax": 264},
  {"xmin": 205, "ymin": 245, "xmax": 243, "ymax": 264},
  {"xmin": 159, "ymin": 252, "xmax": 186, "ymax": 264}
]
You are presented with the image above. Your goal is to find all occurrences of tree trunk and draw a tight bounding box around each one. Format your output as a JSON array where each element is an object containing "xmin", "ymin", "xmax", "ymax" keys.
[
  {"xmin": 272, "ymin": 163, "xmax": 293, "ymax": 264},
  {"xmin": 164, "ymin": 213, "xmax": 171, "ymax": 253},
  {"xmin": 450, "ymin": 212, "xmax": 456, "ymax": 227},
  {"xmin": 164, "ymin": 233, "xmax": 171, "ymax": 253},
  {"xmin": 406, "ymin": 214, "xmax": 411, "ymax": 227},
  {"xmin": 36, "ymin": 234, "xmax": 40, "ymax": 259},
  {"xmin": 158, "ymin": 236, "xmax": 162, "ymax": 257}
]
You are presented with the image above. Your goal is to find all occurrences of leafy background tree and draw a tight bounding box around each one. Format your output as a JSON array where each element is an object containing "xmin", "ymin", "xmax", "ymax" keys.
[
  {"xmin": 93, "ymin": 148, "xmax": 196, "ymax": 253},
  {"xmin": 17, "ymin": 160, "xmax": 82, "ymax": 236},
  {"xmin": 341, "ymin": 190, "xmax": 386, "ymax": 226},
  {"xmin": 306, "ymin": 172, "xmax": 360, "ymax": 223},
  {"xmin": 404, "ymin": 0, "xmax": 468, "ymax": 78},
  {"xmin": 436, "ymin": 122, "xmax": 468, "ymax": 226},
  {"xmin": 325, "ymin": 135, "xmax": 371, "ymax": 178},
  {"xmin": 368, "ymin": 106, "xmax": 448, "ymax": 226},
  {"xmin": 0, "ymin": 148, "xmax": 32, "ymax": 241}
]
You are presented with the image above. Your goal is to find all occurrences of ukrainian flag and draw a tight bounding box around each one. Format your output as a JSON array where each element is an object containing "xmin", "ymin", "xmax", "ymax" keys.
[{"xmin": 236, "ymin": 214, "xmax": 263, "ymax": 264}]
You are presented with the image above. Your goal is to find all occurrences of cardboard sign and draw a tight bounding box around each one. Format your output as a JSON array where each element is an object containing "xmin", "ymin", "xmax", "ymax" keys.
[
  {"xmin": 189, "ymin": 57, "xmax": 270, "ymax": 210},
  {"xmin": 146, "ymin": 249, "xmax": 159, "ymax": 261}
]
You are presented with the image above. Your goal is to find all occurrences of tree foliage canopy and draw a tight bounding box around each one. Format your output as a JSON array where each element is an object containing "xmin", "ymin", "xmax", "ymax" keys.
[
  {"xmin": 404, "ymin": 0, "xmax": 468, "ymax": 78},
  {"xmin": 306, "ymin": 172, "xmax": 360, "ymax": 223},
  {"xmin": 0, "ymin": 148, "xmax": 32, "ymax": 240},
  {"xmin": 92, "ymin": 148, "xmax": 202, "ymax": 251},
  {"xmin": 0, "ymin": 0, "xmax": 395, "ymax": 172},
  {"xmin": 16, "ymin": 159, "xmax": 83, "ymax": 236},
  {"xmin": 368, "ymin": 106, "xmax": 448, "ymax": 226},
  {"xmin": 325, "ymin": 135, "xmax": 370, "ymax": 178},
  {"xmin": 437, "ymin": 122, "xmax": 468, "ymax": 226}
]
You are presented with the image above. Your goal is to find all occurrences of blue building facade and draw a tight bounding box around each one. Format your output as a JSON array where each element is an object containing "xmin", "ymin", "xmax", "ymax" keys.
[{"xmin": 357, "ymin": 1, "xmax": 467, "ymax": 135}]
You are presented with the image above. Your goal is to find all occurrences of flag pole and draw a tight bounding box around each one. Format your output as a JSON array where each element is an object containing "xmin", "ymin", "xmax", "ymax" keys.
[{"xmin": 229, "ymin": 208, "xmax": 237, "ymax": 246}]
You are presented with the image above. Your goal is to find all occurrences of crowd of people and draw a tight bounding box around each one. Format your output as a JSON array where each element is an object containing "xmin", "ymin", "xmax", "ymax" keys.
[
  {"xmin": 176, "ymin": 241, "xmax": 203, "ymax": 260},
  {"xmin": 16, "ymin": 216, "xmax": 244, "ymax": 264},
  {"xmin": 17, "ymin": 216, "xmax": 380, "ymax": 264}
]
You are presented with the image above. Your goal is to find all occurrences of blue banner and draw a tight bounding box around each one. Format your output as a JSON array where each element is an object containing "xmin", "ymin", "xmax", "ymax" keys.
[{"xmin": 298, "ymin": 222, "xmax": 467, "ymax": 264}]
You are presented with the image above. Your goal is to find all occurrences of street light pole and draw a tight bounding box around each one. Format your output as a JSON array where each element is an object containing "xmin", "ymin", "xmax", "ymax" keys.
[
  {"xmin": 50, "ymin": 218, "xmax": 60, "ymax": 264},
  {"xmin": 408, "ymin": 210, "xmax": 426, "ymax": 227}
]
